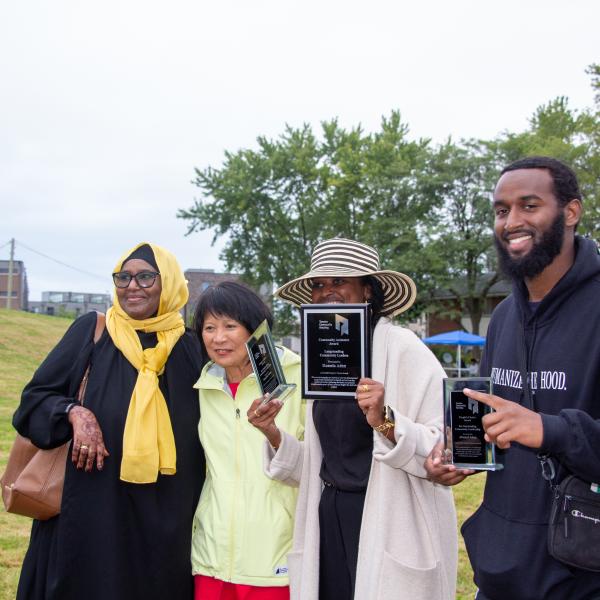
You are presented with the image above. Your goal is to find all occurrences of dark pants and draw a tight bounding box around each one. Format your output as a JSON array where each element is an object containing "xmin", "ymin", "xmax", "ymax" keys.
[{"xmin": 318, "ymin": 484, "xmax": 366, "ymax": 600}]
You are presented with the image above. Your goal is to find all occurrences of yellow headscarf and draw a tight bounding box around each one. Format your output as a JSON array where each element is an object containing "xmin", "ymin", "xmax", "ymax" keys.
[{"xmin": 106, "ymin": 242, "xmax": 189, "ymax": 484}]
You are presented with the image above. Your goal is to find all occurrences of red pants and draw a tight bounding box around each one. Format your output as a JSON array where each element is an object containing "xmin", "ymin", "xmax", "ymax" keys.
[{"xmin": 194, "ymin": 575, "xmax": 290, "ymax": 600}]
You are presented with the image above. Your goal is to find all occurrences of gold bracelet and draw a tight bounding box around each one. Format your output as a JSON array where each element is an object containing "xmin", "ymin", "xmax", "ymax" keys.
[{"xmin": 373, "ymin": 417, "xmax": 395, "ymax": 434}]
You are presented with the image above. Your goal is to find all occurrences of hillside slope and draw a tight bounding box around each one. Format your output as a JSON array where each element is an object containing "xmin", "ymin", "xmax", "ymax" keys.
[{"xmin": 0, "ymin": 309, "xmax": 72, "ymax": 599}]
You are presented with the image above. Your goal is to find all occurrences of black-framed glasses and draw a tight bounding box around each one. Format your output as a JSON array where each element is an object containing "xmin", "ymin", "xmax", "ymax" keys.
[{"xmin": 112, "ymin": 271, "xmax": 160, "ymax": 289}]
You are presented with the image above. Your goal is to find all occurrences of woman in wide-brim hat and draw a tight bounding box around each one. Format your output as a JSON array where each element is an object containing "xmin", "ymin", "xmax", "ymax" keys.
[
  {"xmin": 248, "ymin": 238, "xmax": 457, "ymax": 600},
  {"xmin": 274, "ymin": 237, "xmax": 417, "ymax": 319}
]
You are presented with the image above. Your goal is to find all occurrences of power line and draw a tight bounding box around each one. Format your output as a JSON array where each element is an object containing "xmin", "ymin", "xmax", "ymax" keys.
[
  {"xmin": 0, "ymin": 240, "xmax": 11, "ymax": 251},
  {"xmin": 15, "ymin": 239, "xmax": 107, "ymax": 281}
]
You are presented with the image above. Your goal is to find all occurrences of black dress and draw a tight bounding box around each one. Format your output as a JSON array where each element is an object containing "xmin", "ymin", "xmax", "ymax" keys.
[
  {"xmin": 313, "ymin": 400, "xmax": 373, "ymax": 600},
  {"xmin": 13, "ymin": 312, "xmax": 206, "ymax": 600}
]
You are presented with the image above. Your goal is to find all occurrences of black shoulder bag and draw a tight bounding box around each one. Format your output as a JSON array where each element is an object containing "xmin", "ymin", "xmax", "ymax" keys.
[{"xmin": 546, "ymin": 470, "xmax": 600, "ymax": 571}]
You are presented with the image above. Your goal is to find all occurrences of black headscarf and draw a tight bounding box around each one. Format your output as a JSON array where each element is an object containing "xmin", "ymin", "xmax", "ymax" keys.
[{"xmin": 122, "ymin": 244, "xmax": 159, "ymax": 271}]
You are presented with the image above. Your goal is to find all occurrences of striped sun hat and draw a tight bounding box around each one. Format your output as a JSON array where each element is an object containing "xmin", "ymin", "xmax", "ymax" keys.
[{"xmin": 274, "ymin": 238, "xmax": 417, "ymax": 317}]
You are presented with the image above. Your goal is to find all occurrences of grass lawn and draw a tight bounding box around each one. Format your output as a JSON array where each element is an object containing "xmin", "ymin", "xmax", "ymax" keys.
[
  {"xmin": 0, "ymin": 308, "xmax": 483, "ymax": 599},
  {"xmin": 0, "ymin": 309, "xmax": 75, "ymax": 599},
  {"xmin": 454, "ymin": 473, "xmax": 484, "ymax": 599}
]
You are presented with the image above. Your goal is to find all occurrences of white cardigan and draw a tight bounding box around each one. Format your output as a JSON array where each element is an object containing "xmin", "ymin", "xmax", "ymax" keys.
[{"xmin": 264, "ymin": 318, "xmax": 457, "ymax": 600}]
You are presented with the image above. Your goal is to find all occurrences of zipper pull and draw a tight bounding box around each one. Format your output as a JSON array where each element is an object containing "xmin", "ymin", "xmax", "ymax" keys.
[
  {"xmin": 235, "ymin": 408, "xmax": 240, "ymax": 419},
  {"xmin": 563, "ymin": 495, "xmax": 570, "ymax": 538}
]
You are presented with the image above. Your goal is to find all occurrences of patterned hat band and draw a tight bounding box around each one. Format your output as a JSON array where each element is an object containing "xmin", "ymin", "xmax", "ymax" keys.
[{"xmin": 274, "ymin": 238, "xmax": 417, "ymax": 317}]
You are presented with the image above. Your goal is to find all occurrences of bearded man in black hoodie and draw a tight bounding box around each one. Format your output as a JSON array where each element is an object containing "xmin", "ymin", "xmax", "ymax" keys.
[{"xmin": 426, "ymin": 156, "xmax": 600, "ymax": 600}]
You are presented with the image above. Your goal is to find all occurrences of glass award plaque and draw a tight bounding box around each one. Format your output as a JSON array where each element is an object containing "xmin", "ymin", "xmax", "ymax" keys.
[
  {"xmin": 300, "ymin": 304, "xmax": 371, "ymax": 401},
  {"xmin": 443, "ymin": 377, "xmax": 503, "ymax": 471},
  {"xmin": 246, "ymin": 320, "xmax": 296, "ymax": 403}
]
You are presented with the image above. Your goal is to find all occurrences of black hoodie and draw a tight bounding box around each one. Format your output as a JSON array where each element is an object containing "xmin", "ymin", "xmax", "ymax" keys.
[{"xmin": 461, "ymin": 236, "xmax": 600, "ymax": 600}]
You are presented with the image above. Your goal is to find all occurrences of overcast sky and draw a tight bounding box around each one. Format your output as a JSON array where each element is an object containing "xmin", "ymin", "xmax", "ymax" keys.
[{"xmin": 1, "ymin": 0, "xmax": 598, "ymax": 300}]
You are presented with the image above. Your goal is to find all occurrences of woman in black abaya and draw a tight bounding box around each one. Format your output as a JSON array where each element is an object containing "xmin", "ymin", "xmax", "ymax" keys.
[{"xmin": 13, "ymin": 242, "xmax": 205, "ymax": 600}]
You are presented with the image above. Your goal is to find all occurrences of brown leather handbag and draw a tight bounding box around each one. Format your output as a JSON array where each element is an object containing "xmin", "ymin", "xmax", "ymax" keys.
[{"xmin": 1, "ymin": 312, "xmax": 105, "ymax": 520}]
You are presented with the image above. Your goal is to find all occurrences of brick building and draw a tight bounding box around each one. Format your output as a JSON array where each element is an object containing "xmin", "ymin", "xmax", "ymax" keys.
[
  {"xmin": 0, "ymin": 259, "xmax": 29, "ymax": 310},
  {"xmin": 426, "ymin": 276, "xmax": 511, "ymax": 337},
  {"xmin": 29, "ymin": 291, "xmax": 112, "ymax": 317},
  {"xmin": 183, "ymin": 269, "xmax": 240, "ymax": 324}
]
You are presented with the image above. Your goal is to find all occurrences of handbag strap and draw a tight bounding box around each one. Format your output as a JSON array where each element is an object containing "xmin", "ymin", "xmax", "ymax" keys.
[{"xmin": 76, "ymin": 312, "xmax": 106, "ymax": 405}]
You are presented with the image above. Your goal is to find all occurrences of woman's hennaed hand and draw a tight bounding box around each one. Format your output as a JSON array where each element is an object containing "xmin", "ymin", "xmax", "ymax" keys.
[
  {"xmin": 355, "ymin": 378, "xmax": 385, "ymax": 428},
  {"xmin": 247, "ymin": 395, "xmax": 283, "ymax": 449},
  {"xmin": 69, "ymin": 406, "xmax": 110, "ymax": 472}
]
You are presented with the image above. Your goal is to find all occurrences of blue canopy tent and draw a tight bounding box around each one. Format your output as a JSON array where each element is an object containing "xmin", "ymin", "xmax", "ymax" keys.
[{"xmin": 422, "ymin": 330, "xmax": 486, "ymax": 376}]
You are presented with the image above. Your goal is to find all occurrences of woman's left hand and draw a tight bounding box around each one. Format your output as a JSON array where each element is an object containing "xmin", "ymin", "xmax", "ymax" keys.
[
  {"xmin": 355, "ymin": 378, "xmax": 386, "ymax": 428},
  {"xmin": 69, "ymin": 406, "xmax": 110, "ymax": 472}
]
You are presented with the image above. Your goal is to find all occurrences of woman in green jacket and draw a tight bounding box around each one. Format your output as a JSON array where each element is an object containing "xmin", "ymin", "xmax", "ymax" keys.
[{"xmin": 191, "ymin": 281, "xmax": 304, "ymax": 600}]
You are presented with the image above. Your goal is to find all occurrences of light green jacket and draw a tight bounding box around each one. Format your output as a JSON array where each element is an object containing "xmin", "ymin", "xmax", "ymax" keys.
[{"xmin": 191, "ymin": 346, "xmax": 304, "ymax": 586}]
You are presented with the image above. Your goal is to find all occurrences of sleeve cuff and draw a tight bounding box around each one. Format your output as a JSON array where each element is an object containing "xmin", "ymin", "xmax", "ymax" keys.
[
  {"xmin": 539, "ymin": 413, "xmax": 570, "ymax": 454},
  {"xmin": 262, "ymin": 430, "xmax": 302, "ymax": 483},
  {"xmin": 373, "ymin": 413, "xmax": 417, "ymax": 467}
]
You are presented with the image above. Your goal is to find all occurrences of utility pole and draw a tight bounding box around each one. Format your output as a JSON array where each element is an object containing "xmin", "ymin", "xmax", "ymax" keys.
[{"xmin": 6, "ymin": 238, "xmax": 14, "ymax": 309}]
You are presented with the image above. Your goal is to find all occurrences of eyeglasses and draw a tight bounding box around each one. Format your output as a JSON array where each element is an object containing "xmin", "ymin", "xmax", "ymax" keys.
[{"xmin": 112, "ymin": 271, "xmax": 160, "ymax": 289}]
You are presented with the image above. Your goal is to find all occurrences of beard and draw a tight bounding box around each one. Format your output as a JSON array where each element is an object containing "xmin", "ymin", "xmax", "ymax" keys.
[{"xmin": 494, "ymin": 211, "xmax": 565, "ymax": 280}]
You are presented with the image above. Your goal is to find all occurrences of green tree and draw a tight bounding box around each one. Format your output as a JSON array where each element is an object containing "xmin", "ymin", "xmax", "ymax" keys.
[
  {"xmin": 586, "ymin": 63, "xmax": 600, "ymax": 105},
  {"xmin": 179, "ymin": 112, "xmax": 431, "ymax": 333},
  {"xmin": 417, "ymin": 140, "xmax": 503, "ymax": 335},
  {"xmin": 179, "ymin": 124, "xmax": 325, "ymax": 332}
]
